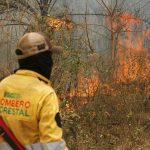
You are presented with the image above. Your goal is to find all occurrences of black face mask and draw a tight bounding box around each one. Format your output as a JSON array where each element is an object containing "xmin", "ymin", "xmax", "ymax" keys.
[{"xmin": 18, "ymin": 51, "xmax": 53, "ymax": 79}]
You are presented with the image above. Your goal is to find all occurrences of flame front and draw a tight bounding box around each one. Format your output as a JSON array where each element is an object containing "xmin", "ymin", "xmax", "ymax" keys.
[{"xmin": 114, "ymin": 12, "xmax": 150, "ymax": 82}]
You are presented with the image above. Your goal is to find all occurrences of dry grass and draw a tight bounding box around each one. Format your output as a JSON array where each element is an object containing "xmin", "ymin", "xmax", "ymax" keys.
[
  {"xmin": 62, "ymin": 86, "xmax": 150, "ymax": 150},
  {"xmin": 0, "ymin": 49, "xmax": 149, "ymax": 150},
  {"xmin": 51, "ymin": 51, "xmax": 150, "ymax": 150}
]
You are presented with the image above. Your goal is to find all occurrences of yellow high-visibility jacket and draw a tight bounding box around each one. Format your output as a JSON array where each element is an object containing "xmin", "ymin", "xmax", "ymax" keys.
[{"xmin": 0, "ymin": 70, "xmax": 68, "ymax": 150}]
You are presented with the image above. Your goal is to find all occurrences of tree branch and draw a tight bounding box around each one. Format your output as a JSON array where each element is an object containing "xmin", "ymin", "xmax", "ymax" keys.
[
  {"xmin": 112, "ymin": 0, "xmax": 118, "ymax": 15},
  {"xmin": 101, "ymin": 0, "xmax": 111, "ymax": 15},
  {"xmin": 85, "ymin": 3, "xmax": 94, "ymax": 53}
]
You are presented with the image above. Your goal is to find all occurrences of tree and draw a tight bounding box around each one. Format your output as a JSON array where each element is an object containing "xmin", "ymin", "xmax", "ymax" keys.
[
  {"xmin": 0, "ymin": 0, "xmax": 63, "ymax": 70},
  {"xmin": 93, "ymin": 0, "xmax": 150, "ymax": 81}
]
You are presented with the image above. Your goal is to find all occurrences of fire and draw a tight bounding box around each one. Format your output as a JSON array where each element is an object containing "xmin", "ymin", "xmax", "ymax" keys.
[
  {"xmin": 61, "ymin": 11, "xmax": 149, "ymax": 111},
  {"xmin": 64, "ymin": 12, "xmax": 149, "ymax": 101},
  {"xmin": 69, "ymin": 70, "xmax": 99, "ymax": 98},
  {"xmin": 114, "ymin": 12, "xmax": 150, "ymax": 82},
  {"xmin": 45, "ymin": 16, "xmax": 73, "ymax": 31}
]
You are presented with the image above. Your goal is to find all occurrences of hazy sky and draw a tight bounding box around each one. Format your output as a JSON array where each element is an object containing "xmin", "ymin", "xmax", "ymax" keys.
[{"xmin": 55, "ymin": 0, "xmax": 150, "ymax": 17}]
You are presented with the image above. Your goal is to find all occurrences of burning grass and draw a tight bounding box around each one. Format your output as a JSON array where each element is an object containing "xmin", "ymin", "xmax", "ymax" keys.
[
  {"xmin": 55, "ymin": 50, "xmax": 150, "ymax": 150},
  {"xmin": 62, "ymin": 79, "xmax": 150, "ymax": 150}
]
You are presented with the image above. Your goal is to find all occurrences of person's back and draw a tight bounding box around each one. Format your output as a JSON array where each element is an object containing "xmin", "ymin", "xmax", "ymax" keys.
[{"xmin": 0, "ymin": 32, "xmax": 68, "ymax": 150}]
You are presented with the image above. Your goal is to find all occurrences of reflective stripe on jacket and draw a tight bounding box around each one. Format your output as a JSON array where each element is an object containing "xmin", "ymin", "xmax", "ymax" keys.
[
  {"xmin": 0, "ymin": 141, "xmax": 66, "ymax": 150},
  {"xmin": 0, "ymin": 70, "xmax": 68, "ymax": 150}
]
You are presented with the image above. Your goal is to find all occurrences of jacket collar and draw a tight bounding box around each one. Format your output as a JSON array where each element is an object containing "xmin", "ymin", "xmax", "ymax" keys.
[{"xmin": 15, "ymin": 70, "xmax": 51, "ymax": 85}]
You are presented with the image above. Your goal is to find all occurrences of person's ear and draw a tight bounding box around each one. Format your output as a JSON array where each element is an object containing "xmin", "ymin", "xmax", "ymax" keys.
[{"xmin": 15, "ymin": 49, "xmax": 23, "ymax": 55}]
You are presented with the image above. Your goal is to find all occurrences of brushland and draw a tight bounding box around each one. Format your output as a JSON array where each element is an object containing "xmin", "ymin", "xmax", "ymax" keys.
[{"xmin": 51, "ymin": 48, "xmax": 150, "ymax": 150}]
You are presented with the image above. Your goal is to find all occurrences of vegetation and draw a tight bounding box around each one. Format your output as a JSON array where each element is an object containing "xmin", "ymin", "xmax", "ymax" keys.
[
  {"xmin": 53, "ymin": 49, "xmax": 150, "ymax": 150},
  {"xmin": 0, "ymin": 0, "xmax": 150, "ymax": 150}
]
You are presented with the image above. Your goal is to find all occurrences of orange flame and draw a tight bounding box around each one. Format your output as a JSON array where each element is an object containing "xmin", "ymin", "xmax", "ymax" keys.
[
  {"xmin": 64, "ymin": 12, "xmax": 149, "ymax": 101},
  {"xmin": 114, "ymin": 12, "xmax": 150, "ymax": 82},
  {"xmin": 61, "ymin": 12, "xmax": 149, "ymax": 111},
  {"xmin": 69, "ymin": 70, "xmax": 99, "ymax": 98},
  {"xmin": 45, "ymin": 16, "xmax": 73, "ymax": 31}
]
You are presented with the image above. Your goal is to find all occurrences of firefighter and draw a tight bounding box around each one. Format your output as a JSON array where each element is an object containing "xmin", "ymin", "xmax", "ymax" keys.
[{"xmin": 0, "ymin": 32, "xmax": 68, "ymax": 150}]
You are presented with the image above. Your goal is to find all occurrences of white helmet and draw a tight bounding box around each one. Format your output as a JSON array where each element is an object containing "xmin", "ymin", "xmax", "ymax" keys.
[{"xmin": 16, "ymin": 32, "xmax": 63, "ymax": 59}]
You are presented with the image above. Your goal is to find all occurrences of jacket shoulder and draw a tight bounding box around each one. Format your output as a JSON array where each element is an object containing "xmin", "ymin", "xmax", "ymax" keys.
[{"xmin": 0, "ymin": 74, "xmax": 55, "ymax": 96}]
